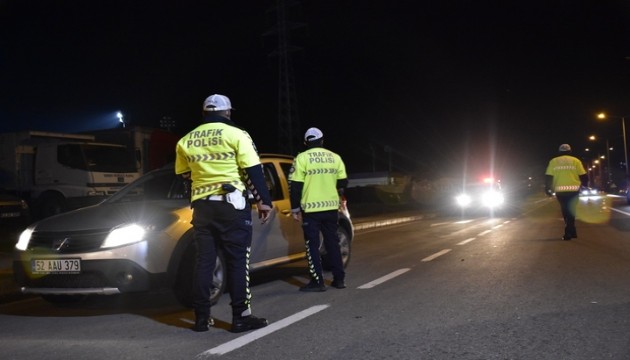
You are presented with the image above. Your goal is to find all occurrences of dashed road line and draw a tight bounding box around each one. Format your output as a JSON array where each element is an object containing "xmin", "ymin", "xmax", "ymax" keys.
[
  {"xmin": 457, "ymin": 238, "xmax": 476, "ymax": 245},
  {"xmin": 611, "ymin": 207, "xmax": 630, "ymax": 216},
  {"xmin": 358, "ymin": 268, "xmax": 411, "ymax": 289},
  {"xmin": 197, "ymin": 304, "xmax": 330, "ymax": 357},
  {"xmin": 421, "ymin": 249, "xmax": 452, "ymax": 262}
]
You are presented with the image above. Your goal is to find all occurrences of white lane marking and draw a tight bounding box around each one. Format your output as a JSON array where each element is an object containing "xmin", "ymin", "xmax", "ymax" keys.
[
  {"xmin": 455, "ymin": 220, "xmax": 474, "ymax": 224},
  {"xmin": 421, "ymin": 249, "xmax": 452, "ymax": 262},
  {"xmin": 477, "ymin": 230, "xmax": 491, "ymax": 236},
  {"xmin": 353, "ymin": 216, "xmax": 423, "ymax": 231},
  {"xmin": 357, "ymin": 268, "xmax": 411, "ymax": 289},
  {"xmin": 492, "ymin": 224, "xmax": 503, "ymax": 229},
  {"xmin": 611, "ymin": 207, "xmax": 630, "ymax": 216},
  {"xmin": 197, "ymin": 305, "xmax": 330, "ymax": 357},
  {"xmin": 457, "ymin": 238, "xmax": 476, "ymax": 245}
]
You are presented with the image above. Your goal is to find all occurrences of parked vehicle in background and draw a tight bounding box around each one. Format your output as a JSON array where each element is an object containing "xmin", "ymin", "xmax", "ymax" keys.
[
  {"xmin": 0, "ymin": 131, "xmax": 140, "ymax": 220},
  {"xmin": 90, "ymin": 126, "xmax": 180, "ymax": 175},
  {"xmin": 0, "ymin": 190, "xmax": 30, "ymax": 251},
  {"xmin": 12, "ymin": 154, "xmax": 354, "ymax": 306},
  {"xmin": 0, "ymin": 191, "xmax": 30, "ymax": 223}
]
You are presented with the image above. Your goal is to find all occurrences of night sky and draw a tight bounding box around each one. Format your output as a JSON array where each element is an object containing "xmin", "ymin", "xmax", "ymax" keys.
[{"xmin": 2, "ymin": 1, "xmax": 630, "ymax": 180}]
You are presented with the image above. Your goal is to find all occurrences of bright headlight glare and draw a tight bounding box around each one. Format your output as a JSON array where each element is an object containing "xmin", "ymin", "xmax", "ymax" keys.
[
  {"xmin": 15, "ymin": 228, "xmax": 33, "ymax": 251},
  {"xmin": 102, "ymin": 224, "xmax": 146, "ymax": 248},
  {"xmin": 456, "ymin": 194, "xmax": 472, "ymax": 207},
  {"xmin": 482, "ymin": 190, "xmax": 504, "ymax": 208}
]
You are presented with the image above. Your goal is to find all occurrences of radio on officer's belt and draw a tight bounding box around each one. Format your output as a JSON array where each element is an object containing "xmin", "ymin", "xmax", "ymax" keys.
[{"xmin": 222, "ymin": 184, "xmax": 246, "ymax": 210}]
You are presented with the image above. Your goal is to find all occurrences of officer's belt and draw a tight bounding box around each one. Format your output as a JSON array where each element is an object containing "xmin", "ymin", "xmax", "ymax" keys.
[{"xmin": 200, "ymin": 194, "xmax": 225, "ymax": 201}]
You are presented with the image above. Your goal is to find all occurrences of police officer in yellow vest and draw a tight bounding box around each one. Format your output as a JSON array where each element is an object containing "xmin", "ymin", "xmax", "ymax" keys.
[
  {"xmin": 289, "ymin": 127, "xmax": 348, "ymax": 291},
  {"xmin": 175, "ymin": 94, "xmax": 273, "ymax": 332},
  {"xmin": 545, "ymin": 143, "xmax": 588, "ymax": 240}
]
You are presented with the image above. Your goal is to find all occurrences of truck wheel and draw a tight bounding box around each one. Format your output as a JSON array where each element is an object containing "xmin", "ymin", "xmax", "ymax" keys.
[
  {"xmin": 173, "ymin": 245, "xmax": 226, "ymax": 308},
  {"xmin": 321, "ymin": 226, "xmax": 352, "ymax": 270},
  {"xmin": 37, "ymin": 192, "xmax": 66, "ymax": 219}
]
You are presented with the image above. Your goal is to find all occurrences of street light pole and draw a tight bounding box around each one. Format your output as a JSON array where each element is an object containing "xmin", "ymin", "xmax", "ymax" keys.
[
  {"xmin": 622, "ymin": 116, "xmax": 629, "ymax": 178},
  {"xmin": 597, "ymin": 112, "xmax": 629, "ymax": 179},
  {"xmin": 606, "ymin": 138, "xmax": 611, "ymax": 189}
]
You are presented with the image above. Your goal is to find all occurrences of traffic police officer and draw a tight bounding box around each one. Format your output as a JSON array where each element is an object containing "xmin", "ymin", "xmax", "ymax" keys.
[
  {"xmin": 545, "ymin": 143, "xmax": 588, "ymax": 240},
  {"xmin": 175, "ymin": 94, "xmax": 273, "ymax": 332},
  {"xmin": 289, "ymin": 127, "xmax": 348, "ymax": 291}
]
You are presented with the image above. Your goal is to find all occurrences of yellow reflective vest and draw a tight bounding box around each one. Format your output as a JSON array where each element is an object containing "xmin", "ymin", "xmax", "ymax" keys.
[
  {"xmin": 289, "ymin": 147, "xmax": 347, "ymax": 213},
  {"xmin": 175, "ymin": 122, "xmax": 261, "ymax": 202},
  {"xmin": 545, "ymin": 155, "xmax": 586, "ymax": 193}
]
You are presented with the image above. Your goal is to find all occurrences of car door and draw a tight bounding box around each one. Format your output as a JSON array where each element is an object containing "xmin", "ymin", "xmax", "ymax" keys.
[{"xmin": 250, "ymin": 158, "xmax": 303, "ymax": 265}]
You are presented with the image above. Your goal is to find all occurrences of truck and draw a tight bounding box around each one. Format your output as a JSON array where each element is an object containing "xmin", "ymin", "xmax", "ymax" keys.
[
  {"xmin": 0, "ymin": 131, "xmax": 140, "ymax": 220},
  {"xmin": 89, "ymin": 126, "xmax": 179, "ymax": 175}
]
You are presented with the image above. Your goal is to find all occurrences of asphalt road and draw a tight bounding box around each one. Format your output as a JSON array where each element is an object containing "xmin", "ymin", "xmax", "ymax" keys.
[{"xmin": 2, "ymin": 193, "xmax": 630, "ymax": 359}]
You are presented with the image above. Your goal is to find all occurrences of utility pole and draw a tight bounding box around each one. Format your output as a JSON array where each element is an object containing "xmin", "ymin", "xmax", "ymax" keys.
[{"xmin": 264, "ymin": 0, "xmax": 304, "ymax": 155}]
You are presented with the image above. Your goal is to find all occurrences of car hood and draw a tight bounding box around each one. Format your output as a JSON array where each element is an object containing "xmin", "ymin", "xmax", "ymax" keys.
[{"xmin": 30, "ymin": 200, "xmax": 188, "ymax": 232}]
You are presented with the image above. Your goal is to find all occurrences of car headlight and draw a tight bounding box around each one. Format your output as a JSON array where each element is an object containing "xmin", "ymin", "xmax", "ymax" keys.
[
  {"xmin": 482, "ymin": 190, "xmax": 504, "ymax": 208},
  {"xmin": 15, "ymin": 228, "xmax": 33, "ymax": 251},
  {"xmin": 456, "ymin": 194, "xmax": 472, "ymax": 207},
  {"xmin": 102, "ymin": 224, "xmax": 146, "ymax": 248}
]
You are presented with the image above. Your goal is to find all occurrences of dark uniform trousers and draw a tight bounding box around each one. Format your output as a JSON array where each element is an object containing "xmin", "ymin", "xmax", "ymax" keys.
[
  {"xmin": 191, "ymin": 199, "xmax": 252, "ymax": 318},
  {"xmin": 302, "ymin": 209, "xmax": 345, "ymax": 283},
  {"xmin": 555, "ymin": 191, "xmax": 579, "ymax": 237}
]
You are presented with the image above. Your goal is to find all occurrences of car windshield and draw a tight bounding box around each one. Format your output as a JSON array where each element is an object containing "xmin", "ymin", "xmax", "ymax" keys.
[{"xmin": 106, "ymin": 169, "xmax": 190, "ymax": 203}]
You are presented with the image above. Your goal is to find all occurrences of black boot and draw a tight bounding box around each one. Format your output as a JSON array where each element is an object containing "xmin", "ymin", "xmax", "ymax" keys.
[
  {"xmin": 299, "ymin": 280, "xmax": 326, "ymax": 292},
  {"xmin": 193, "ymin": 317, "xmax": 214, "ymax": 332},
  {"xmin": 231, "ymin": 315, "xmax": 268, "ymax": 333}
]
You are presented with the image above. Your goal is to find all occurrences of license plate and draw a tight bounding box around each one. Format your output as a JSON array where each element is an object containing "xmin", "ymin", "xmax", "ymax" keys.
[
  {"xmin": 0, "ymin": 212, "xmax": 20, "ymax": 218},
  {"xmin": 32, "ymin": 259, "xmax": 81, "ymax": 274}
]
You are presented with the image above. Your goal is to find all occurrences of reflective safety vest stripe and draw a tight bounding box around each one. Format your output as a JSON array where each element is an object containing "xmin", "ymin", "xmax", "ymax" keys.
[
  {"xmin": 545, "ymin": 155, "xmax": 586, "ymax": 193},
  {"xmin": 555, "ymin": 185, "xmax": 580, "ymax": 192},
  {"xmin": 289, "ymin": 148, "xmax": 347, "ymax": 213},
  {"xmin": 175, "ymin": 122, "xmax": 261, "ymax": 202}
]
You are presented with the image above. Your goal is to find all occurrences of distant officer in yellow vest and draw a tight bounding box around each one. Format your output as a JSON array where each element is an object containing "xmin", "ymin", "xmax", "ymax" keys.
[
  {"xmin": 289, "ymin": 127, "xmax": 348, "ymax": 291},
  {"xmin": 175, "ymin": 94, "xmax": 273, "ymax": 333},
  {"xmin": 545, "ymin": 143, "xmax": 588, "ymax": 240}
]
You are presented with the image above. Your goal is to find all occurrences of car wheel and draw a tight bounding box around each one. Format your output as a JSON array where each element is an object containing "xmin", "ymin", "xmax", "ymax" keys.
[
  {"xmin": 321, "ymin": 226, "xmax": 352, "ymax": 270},
  {"xmin": 173, "ymin": 245, "xmax": 226, "ymax": 308},
  {"xmin": 41, "ymin": 294, "xmax": 87, "ymax": 304}
]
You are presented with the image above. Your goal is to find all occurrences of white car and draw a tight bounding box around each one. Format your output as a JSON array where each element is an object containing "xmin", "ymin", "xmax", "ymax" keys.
[{"xmin": 13, "ymin": 154, "xmax": 353, "ymax": 306}]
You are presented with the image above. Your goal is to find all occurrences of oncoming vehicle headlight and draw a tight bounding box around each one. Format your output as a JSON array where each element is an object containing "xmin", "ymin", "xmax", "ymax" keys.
[
  {"xmin": 456, "ymin": 194, "xmax": 472, "ymax": 207},
  {"xmin": 15, "ymin": 228, "xmax": 33, "ymax": 251},
  {"xmin": 102, "ymin": 224, "xmax": 146, "ymax": 248},
  {"xmin": 482, "ymin": 190, "xmax": 504, "ymax": 208}
]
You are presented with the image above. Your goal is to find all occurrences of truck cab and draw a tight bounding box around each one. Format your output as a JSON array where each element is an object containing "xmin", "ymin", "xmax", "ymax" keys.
[{"xmin": 31, "ymin": 142, "xmax": 139, "ymax": 218}]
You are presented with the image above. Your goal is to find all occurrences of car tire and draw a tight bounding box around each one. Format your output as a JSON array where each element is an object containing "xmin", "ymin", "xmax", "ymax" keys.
[
  {"xmin": 173, "ymin": 244, "xmax": 226, "ymax": 308},
  {"xmin": 321, "ymin": 226, "xmax": 352, "ymax": 270}
]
